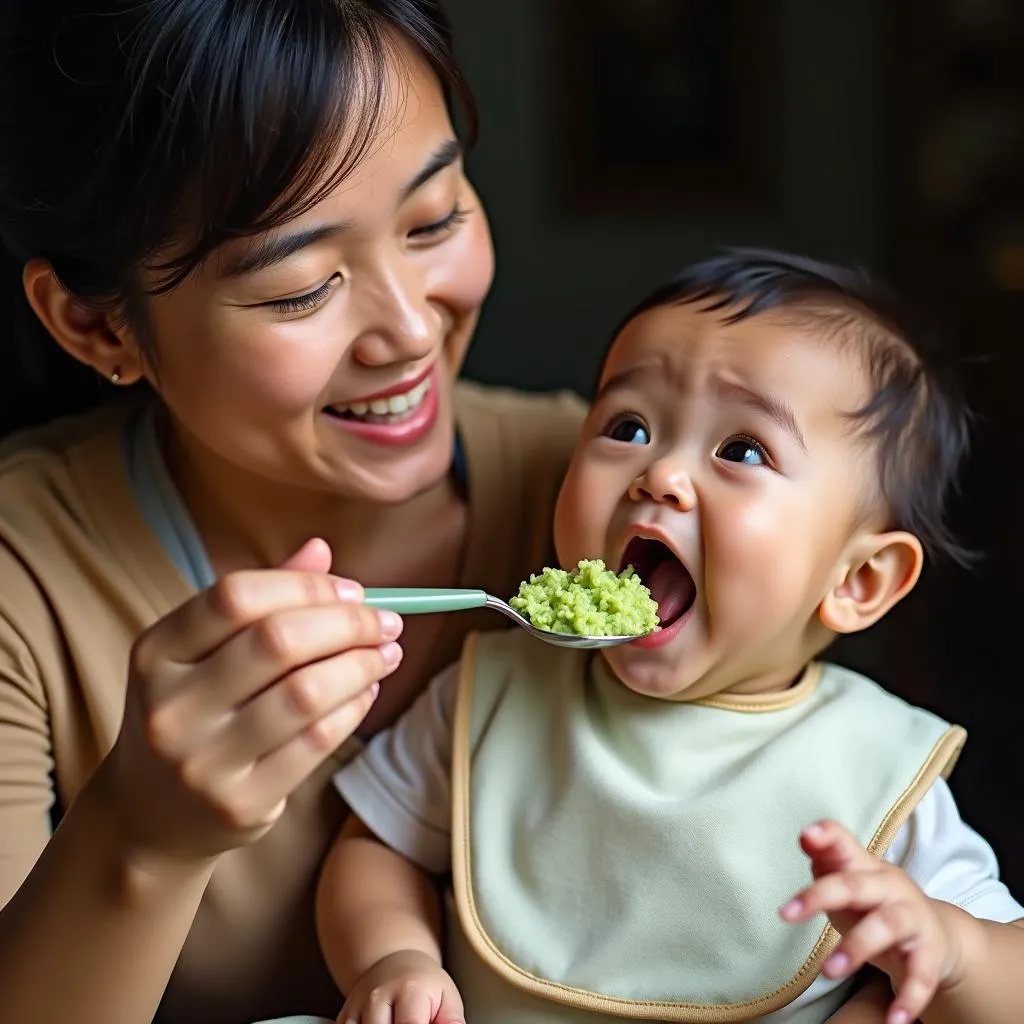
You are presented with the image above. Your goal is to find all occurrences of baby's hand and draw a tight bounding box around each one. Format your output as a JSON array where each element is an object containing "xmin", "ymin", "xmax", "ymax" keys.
[
  {"xmin": 781, "ymin": 820, "xmax": 961, "ymax": 1024},
  {"xmin": 338, "ymin": 950, "xmax": 465, "ymax": 1024}
]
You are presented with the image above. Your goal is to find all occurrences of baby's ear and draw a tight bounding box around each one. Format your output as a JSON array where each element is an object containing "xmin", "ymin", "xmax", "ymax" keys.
[{"xmin": 819, "ymin": 531, "xmax": 923, "ymax": 635}]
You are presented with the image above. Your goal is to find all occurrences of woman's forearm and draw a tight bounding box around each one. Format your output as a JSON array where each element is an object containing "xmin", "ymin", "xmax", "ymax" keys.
[
  {"xmin": 0, "ymin": 760, "xmax": 215, "ymax": 1024},
  {"xmin": 316, "ymin": 817, "xmax": 443, "ymax": 994}
]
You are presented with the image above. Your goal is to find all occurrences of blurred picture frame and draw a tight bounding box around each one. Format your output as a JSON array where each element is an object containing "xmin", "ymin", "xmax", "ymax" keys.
[{"xmin": 551, "ymin": 0, "xmax": 777, "ymax": 214}]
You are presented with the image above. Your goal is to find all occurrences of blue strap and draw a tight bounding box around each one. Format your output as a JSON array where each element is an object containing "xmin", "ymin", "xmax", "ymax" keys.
[
  {"xmin": 122, "ymin": 405, "xmax": 217, "ymax": 590},
  {"xmin": 124, "ymin": 407, "xmax": 469, "ymax": 589}
]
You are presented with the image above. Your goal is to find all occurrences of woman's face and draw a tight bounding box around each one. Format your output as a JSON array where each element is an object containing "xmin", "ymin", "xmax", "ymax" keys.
[{"xmin": 138, "ymin": 43, "xmax": 494, "ymax": 504}]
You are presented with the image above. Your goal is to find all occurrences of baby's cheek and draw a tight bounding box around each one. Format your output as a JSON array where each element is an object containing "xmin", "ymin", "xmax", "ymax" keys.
[
  {"xmin": 554, "ymin": 469, "xmax": 606, "ymax": 567},
  {"xmin": 707, "ymin": 502, "xmax": 813, "ymax": 614}
]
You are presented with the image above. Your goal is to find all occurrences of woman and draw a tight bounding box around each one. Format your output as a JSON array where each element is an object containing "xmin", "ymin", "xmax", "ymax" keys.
[{"xmin": 0, "ymin": 2, "xmax": 584, "ymax": 1021}]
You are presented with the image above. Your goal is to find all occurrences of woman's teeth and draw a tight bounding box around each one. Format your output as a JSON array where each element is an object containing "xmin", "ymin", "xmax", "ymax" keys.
[{"xmin": 330, "ymin": 377, "xmax": 431, "ymax": 422}]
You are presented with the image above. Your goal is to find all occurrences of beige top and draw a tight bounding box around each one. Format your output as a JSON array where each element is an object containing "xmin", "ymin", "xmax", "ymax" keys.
[{"xmin": 0, "ymin": 380, "xmax": 586, "ymax": 1024}]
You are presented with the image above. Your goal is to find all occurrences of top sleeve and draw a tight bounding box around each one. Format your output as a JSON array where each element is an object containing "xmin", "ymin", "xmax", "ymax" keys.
[
  {"xmin": 0, "ymin": 545, "xmax": 55, "ymax": 909},
  {"xmin": 884, "ymin": 777, "xmax": 1024, "ymax": 923},
  {"xmin": 332, "ymin": 661, "xmax": 459, "ymax": 875}
]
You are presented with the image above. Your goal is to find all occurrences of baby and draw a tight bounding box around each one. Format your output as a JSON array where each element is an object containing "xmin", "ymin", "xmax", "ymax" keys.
[{"xmin": 315, "ymin": 250, "xmax": 1024, "ymax": 1024}]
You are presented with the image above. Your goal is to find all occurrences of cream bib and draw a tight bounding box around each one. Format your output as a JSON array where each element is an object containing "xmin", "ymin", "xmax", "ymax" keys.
[{"xmin": 450, "ymin": 630, "xmax": 965, "ymax": 1022}]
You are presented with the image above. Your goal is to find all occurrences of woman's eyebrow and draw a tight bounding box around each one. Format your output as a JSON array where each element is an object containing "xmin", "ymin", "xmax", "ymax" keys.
[
  {"xmin": 220, "ymin": 223, "xmax": 351, "ymax": 279},
  {"xmin": 219, "ymin": 139, "xmax": 464, "ymax": 280},
  {"xmin": 401, "ymin": 138, "xmax": 462, "ymax": 200}
]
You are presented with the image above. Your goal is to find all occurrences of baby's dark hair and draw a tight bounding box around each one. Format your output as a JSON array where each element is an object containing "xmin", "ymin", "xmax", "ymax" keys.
[{"xmin": 603, "ymin": 248, "xmax": 972, "ymax": 566}]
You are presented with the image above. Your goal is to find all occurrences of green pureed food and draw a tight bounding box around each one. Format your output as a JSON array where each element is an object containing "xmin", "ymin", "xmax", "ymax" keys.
[{"xmin": 510, "ymin": 559, "xmax": 660, "ymax": 637}]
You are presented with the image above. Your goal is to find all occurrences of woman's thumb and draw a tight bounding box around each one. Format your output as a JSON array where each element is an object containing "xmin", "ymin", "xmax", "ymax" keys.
[{"xmin": 279, "ymin": 537, "xmax": 333, "ymax": 574}]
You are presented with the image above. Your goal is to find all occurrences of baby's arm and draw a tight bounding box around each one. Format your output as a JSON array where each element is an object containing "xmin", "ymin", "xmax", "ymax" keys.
[
  {"xmin": 316, "ymin": 814, "xmax": 464, "ymax": 1024},
  {"xmin": 783, "ymin": 818, "xmax": 1024, "ymax": 1024},
  {"xmin": 316, "ymin": 661, "xmax": 464, "ymax": 1022}
]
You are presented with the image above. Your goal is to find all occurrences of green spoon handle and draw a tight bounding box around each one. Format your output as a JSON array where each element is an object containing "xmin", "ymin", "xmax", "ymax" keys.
[{"xmin": 362, "ymin": 588, "xmax": 489, "ymax": 614}]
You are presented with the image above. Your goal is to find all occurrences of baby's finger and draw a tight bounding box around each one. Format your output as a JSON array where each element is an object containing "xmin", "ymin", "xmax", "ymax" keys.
[
  {"xmin": 392, "ymin": 981, "xmax": 435, "ymax": 1024},
  {"xmin": 799, "ymin": 820, "xmax": 875, "ymax": 879},
  {"xmin": 781, "ymin": 868, "xmax": 893, "ymax": 922},
  {"xmin": 435, "ymin": 988, "xmax": 467, "ymax": 1024},
  {"xmin": 337, "ymin": 1000, "xmax": 361, "ymax": 1024},
  {"xmin": 361, "ymin": 986, "xmax": 398, "ymax": 1024},
  {"xmin": 821, "ymin": 901, "xmax": 925, "ymax": 980},
  {"xmin": 888, "ymin": 951, "xmax": 943, "ymax": 1024}
]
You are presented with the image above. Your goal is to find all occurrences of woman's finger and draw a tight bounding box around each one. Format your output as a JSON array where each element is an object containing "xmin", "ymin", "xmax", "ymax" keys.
[
  {"xmin": 198, "ymin": 643, "xmax": 401, "ymax": 771},
  {"xmin": 134, "ymin": 567, "xmax": 364, "ymax": 676},
  {"xmin": 245, "ymin": 649, "xmax": 401, "ymax": 798},
  {"xmin": 183, "ymin": 600, "xmax": 401, "ymax": 718},
  {"xmin": 279, "ymin": 537, "xmax": 334, "ymax": 573},
  {"xmin": 192, "ymin": 676, "xmax": 384, "ymax": 838}
]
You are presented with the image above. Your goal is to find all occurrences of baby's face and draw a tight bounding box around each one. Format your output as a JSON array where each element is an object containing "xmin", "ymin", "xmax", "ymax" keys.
[{"xmin": 554, "ymin": 301, "xmax": 880, "ymax": 701}]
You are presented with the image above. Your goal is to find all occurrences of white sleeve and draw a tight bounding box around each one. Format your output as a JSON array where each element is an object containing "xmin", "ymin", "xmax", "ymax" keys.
[
  {"xmin": 883, "ymin": 777, "xmax": 1024, "ymax": 923},
  {"xmin": 332, "ymin": 661, "xmax": 458, "ymax": 875}
]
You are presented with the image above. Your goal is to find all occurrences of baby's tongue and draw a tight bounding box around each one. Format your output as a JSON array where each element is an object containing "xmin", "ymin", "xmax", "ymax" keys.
[{"xmin": 645, "ymin": 558, "xmax": 695, "ymax": 625}]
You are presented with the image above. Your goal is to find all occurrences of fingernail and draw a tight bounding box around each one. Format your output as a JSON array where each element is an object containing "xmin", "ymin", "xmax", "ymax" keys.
[
  {"xmin": 377, "ymin": 610, "xmax": 403, "ymax": 639},
  {"xmin": 779, "ymin": 899, "xmax": 803, "ymax": 920},
  {"xmin": 824, "ymin": 952, "xmax": 850, "ymax": 977},
  {"xmin": 333, "ymin": 578, "xmax": 361, "ymax": 601},
  {"xmin": 369, "ymin": 681, "xmax": 380, "ymax": 700},
  {"xmin": 381, "ymin": 641, "xmax": 403, "ymax": 667},
  {"xmin": 889, "ymin": 1011, "xmax": 909, "ymax": 1024},
  {"xmin": 804, "ymin": 822, "xmax": 826, "ymax": 839}
]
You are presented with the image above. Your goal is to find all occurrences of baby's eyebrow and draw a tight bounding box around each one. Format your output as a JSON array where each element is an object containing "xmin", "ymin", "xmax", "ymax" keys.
[
  {"xmin": 594, "ymin": 364, "xmax": 659, "ymax": 400},
  {"xmin": 717, "ymin": 380, "xmax": 807, "ymax": 452}
]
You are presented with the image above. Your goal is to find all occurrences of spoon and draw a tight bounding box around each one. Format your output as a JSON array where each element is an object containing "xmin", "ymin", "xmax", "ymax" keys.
[{"xmin": 362, "ymin": 588, "xmax": 649, "ymax": 649}]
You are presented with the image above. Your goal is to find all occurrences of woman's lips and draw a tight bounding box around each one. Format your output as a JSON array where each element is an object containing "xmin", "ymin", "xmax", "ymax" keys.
[
  {"xmin": 323, "ymin": 366, "xmax": 440, "ymax": 448},
  {"xmin": 338, "ymin": 364, "xmax": 434, "ymax": 406}
]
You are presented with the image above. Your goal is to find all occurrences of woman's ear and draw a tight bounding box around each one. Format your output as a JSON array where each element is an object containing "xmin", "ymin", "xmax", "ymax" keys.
[
  {"xmin": 22, "ymin": 258, "xmax": 145, "ymax": 384},
  {"xmin": 819, "ymin": 531, "xmax": 924, "ymax": 634}
]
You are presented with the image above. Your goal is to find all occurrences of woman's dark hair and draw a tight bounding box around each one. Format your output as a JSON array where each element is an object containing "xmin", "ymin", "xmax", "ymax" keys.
[
  {"xmin": 0, "ymin": 0, "xmax": 475, "ymax": 437},
  {"xmin": 602, "ymin": 248, "xmax": 973, "ymax": 567}
]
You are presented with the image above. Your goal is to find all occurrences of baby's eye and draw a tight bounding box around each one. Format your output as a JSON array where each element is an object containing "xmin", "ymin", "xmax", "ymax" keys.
[
  {"xmin": 716, "ymin": 436, "xmax": 769, "ymax": 466},
  {"xmin": 604, "ymin": 415, "xmax": 650, "ymax": 445}
]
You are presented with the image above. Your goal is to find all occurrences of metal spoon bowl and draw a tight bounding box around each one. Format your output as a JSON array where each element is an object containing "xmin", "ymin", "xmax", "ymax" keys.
[{"xmin": 362, "ymin": 588, "xmax": 648, "ymax": 649}]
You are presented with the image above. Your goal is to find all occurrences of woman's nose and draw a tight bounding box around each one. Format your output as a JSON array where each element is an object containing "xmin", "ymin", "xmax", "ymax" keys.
[
  {"xmin": 628, "ymin": 458, "xmax": 696, "ymax": 511},
  {"xmin": 350, "ymin": 263, "xmax": 438, "ymax": 365}
]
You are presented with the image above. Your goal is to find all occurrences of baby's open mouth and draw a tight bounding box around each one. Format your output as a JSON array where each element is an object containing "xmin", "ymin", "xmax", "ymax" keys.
[{"xmin": 619, "ymin": 537, "xmax": 696, "ymax": 628}]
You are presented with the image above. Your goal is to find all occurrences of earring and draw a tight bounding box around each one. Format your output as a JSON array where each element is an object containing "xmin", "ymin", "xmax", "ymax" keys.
[{"xmin": 109, "ymin": 369, "xmax": 121, "ymax": 384}]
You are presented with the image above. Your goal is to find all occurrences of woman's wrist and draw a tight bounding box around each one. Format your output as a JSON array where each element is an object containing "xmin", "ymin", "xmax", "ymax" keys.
[{"xmin": 84, "ymin": 752, "xmax": 219, "ymax": 904}]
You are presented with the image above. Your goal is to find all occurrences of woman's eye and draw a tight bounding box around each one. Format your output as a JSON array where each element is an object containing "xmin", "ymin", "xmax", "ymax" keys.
[
  {"xmin": 267, "ymin": 274, "xmax": 340, "ymax": 314},
  {"xmin": 716, "ymin": 436, "xmax": 769, "ymax": 466},
  {"xmin": 605, "ymin": 416, "xmax": 650, "ymax": 445},
  {"xmin": 409, "ymin": 204, "xmax": 470, "ymax": 239}
]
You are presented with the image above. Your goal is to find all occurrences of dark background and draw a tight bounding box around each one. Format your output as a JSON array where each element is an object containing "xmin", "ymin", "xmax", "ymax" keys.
[{"xmin": 452, "ymin": 0, "xmax": 1024, "ymax": 892}]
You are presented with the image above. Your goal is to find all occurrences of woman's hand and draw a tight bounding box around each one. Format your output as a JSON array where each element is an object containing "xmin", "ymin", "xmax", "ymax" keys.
[{"xmin": 104, "ymin": 538, "xmax": 402, "ymax": 863}]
